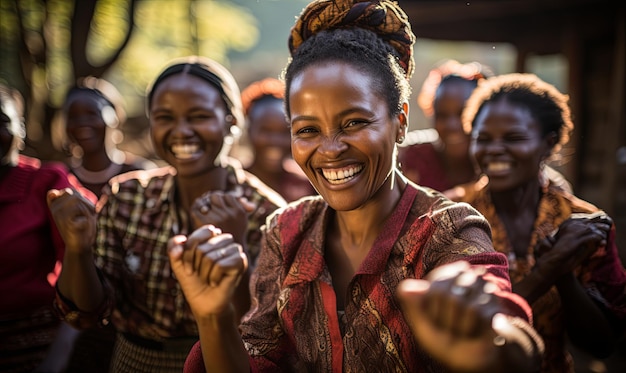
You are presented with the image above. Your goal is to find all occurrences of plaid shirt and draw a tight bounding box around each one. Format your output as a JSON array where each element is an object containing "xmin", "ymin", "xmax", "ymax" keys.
[{"xmin": 56, "ymin": 162, "xmax": 285, "ymax": 340}]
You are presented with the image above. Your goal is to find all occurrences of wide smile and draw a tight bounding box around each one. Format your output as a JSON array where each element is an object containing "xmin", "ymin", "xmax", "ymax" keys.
[
  {"xmin": 170, "ymin": 143, "xmax": 201, "ymax": 160},
  {"xmin": 321, "ymin": 164, "xmax": 364, "ymax": 185},
  {"xmin": 484, "ymin": 161, "xmax": 513, "ymax": 176}
]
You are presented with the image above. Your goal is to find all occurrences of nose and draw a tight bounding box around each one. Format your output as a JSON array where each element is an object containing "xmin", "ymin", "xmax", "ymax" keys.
[
  {"xmin": 171, "ymin": 118, "xmax": 194, "ymax": 137},
  {"xmin": 318, "ymin": 134, "xmax": 348, "ymax": 159},
  {"xmin": 483, "ymin": 139, "xmax": 506, "ymax": 154}
]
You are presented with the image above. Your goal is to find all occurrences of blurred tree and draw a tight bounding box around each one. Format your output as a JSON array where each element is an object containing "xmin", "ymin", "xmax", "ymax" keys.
[{"xmin": 0, "ymin": 0, "xmax": 258, "ymax": 161}]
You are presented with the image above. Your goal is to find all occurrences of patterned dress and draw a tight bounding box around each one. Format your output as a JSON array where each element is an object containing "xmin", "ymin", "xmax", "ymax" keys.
[
  {"xmin": 452, "ymin": 178, "xmax": 626, "ymax": 372},
  {"xmin": 185, "ymin": 183, "xmax": 536, "ymax": 372}
]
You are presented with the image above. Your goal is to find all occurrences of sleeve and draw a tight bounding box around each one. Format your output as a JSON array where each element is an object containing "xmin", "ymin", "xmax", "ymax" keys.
[
  {"xmin": 582, "ymin": 226, "xmax": 626, "ymax": 331},
  {"xmin": 239, "ymin": 215, "xmax": 296, "ymax": 372},
  {"xmin": 423, "ymin": 201, "xmax": 534, "ymax": 323}
]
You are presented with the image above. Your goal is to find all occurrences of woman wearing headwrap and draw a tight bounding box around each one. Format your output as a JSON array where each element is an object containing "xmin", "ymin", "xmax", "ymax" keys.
[
  {"xmin": 45, "ymin": 56, "xmax": 286, "ymax": 373},
  {"xmin": 172, "ymin": 2, "xmax": 544, "ymax": 372}
]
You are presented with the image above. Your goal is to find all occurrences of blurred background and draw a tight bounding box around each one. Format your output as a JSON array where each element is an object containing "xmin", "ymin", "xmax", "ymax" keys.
[
  {"xmin": 0, "ymin": 0, "xmax": 623, "ymax": 262},
  {"xmin": 1, "ymin": 0, "xmax": 625, "ymax": 371}
]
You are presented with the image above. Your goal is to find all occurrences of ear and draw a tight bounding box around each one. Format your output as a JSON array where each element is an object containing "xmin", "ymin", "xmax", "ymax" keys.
[
  {"xmin": 542, "ymin": 131, "xmax": 558, "ymax": 159},
  {"xmin": 396, "ymin": 102, "xmax": 409, "ymax": 144}
]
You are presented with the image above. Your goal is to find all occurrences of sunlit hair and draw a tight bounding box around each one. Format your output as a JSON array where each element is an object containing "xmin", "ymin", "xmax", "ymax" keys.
[
  {"xmin": 462, "ymin": 73, "xmax": 574, "ymax": 155},
  {"xmin": 417, "ymin": 59, "xmax": 494, "ymax": 118},
  {"xmin": 64, "ymin": 76, "xmax": 126, "ymax": 125},
  {"xmin": 240, "ymin": 78, "xmax": 285, "ymax": 117},
  {"xmin": 0, "ymin": 83, "xmax": 25, "ymax": 138},
  {"xmin": 283, "ymin": 0, "xmax": 414, "ymax": 119}
]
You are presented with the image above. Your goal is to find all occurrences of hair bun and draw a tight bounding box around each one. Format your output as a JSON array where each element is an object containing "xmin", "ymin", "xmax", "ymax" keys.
[{"xmin": 289, "ymin": 0, "xmax": 416, "ymax": 78}]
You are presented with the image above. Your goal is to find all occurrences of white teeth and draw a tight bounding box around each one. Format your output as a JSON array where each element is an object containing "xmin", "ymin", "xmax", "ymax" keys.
[
  {"xmin": 322, "ymin": 165, "xmax": 363, "ymax": 184},
  {"xmin": 171, "ymin": 144, "xmax": 200, "ymax": 160},
  {"xmin": 487, "ymin": 162, "xmax": 511, "ymax": 172}
]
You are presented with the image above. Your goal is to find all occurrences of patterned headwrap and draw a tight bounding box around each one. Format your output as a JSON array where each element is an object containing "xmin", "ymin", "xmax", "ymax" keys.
[
  {"xmin": 240, "ymin": 78, "xmax": 285, "ymax": 116},
  {"xmin": 288, "ymin": 0, "xmax": 416, "ymax": 79}
]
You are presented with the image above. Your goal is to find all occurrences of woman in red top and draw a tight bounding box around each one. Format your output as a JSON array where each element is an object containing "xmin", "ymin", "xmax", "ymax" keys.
[
  {"xmin": 0, "ymin": 83, "xmax": 95, "ymax": 372},
  {"xmin": 168, "ymin": 1, "xmax": 545, "ymax": 372}
]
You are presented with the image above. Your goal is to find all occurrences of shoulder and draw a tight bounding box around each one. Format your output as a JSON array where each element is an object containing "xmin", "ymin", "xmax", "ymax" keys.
[
  {"xmin": 411, "ymin": 184, "xmax": 486, "ymax": 223},
  {"xmin": 107, "ymin": 166, "xmax": 175, "ymax": 197},
  {"xmin": 265, "ymin": 195, "xmax": 326, "ymax": 232},
  {"xmin": 546, "ymin": 184, "xmax": 600, "ymax": 214}
]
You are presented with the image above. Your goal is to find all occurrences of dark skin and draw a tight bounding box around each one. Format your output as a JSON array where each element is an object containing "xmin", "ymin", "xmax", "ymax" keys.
[
  {"xmin": 432, "ymin": 79, "xmax": 478, "ymax": 187},
  {"xmin": 168, "ymin": 62, "xmax": 542, "ymax": 373},
  {"xmin": 471, "ymin": 98, "xmax": 618, "ymax": 358},
  {"xmin": 47, "ymin": 72, "xmax": 255, "ymax": 322}
]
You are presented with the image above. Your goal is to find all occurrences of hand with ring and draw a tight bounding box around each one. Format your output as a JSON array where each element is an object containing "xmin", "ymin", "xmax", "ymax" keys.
[
  {"xmin": 190, "ymin": 190, "xmax": 256, "ymax": 244},
  {"xmin": 167, "ymin": 224, "xmax": 248, "ymax": 318}
]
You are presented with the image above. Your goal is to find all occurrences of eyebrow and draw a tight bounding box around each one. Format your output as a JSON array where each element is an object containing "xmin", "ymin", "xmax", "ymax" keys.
[{"xmin": 291, "ymin": 107, "xmax": 376, "ymax": 124}]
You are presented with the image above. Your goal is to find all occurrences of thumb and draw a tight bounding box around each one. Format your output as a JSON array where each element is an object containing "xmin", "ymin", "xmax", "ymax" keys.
[
  {"xmin": 46, "ymin": 187, "xmax": 74, "ymax": 206},
  {"xmin": 167, "ymin": 235, "xmax": 187, "ymax": 274},
  {"xmin": 396, "ymin": 279, "xmax": 430, "ymax": 307}
]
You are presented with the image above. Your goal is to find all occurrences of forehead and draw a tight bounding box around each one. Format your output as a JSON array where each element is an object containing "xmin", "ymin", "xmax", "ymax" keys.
[
  {"xmin": 152, "ymin": 73, "xmax": 223, "ymax": 103},
  {"xmin": 289, "ymin": 62, "xmax": 381, "ymax": 109},
  {"xmin": 474, "ymin": 99, "xmax": 540, "ymax": 131}
]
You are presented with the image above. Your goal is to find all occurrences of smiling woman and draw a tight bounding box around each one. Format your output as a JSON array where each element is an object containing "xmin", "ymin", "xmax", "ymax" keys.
[
  {"xmin": 45, "ymin": 56, "xmax": 286, "ymax": 373},
  {"xmin": 171, "ymin": 1, "xmax": 546, "ymax": 373},
  {"xmin": 452, "ymin": 73, "xmax": 626, "ymax": 372}
]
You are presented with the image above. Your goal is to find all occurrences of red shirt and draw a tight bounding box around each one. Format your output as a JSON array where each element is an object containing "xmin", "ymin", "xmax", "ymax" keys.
[{"xmin": 0, "ymin": 155, "xmax": 95, "ymax": 315}]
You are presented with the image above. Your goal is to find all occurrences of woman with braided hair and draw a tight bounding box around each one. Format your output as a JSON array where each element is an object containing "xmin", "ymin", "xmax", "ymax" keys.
[
  {"xmin": 240, "ymin": 77, "xmax": 315, "ymax": 202},
  {"xmin": 171, "ymin": 1, "xmax": 544, "ymax": 372}
]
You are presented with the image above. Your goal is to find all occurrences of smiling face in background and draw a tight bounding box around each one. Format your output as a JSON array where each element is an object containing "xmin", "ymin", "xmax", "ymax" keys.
[
  {"xmin": 149, "ymin": 73, "xmax": 230, "ymax": 178},
  {"xmin": 247, "ymin": 97, "xmax": 291, "ymax": 173},
  {"xmin": 288, "ymin": 61, "xmax": 405, "ymax": 211},
  {"xmin": 433, "ymin": 79, "xmax": 476, "ymax": 161},
  {"xmin": 470, "ymin": 99, "xmax": 552, "ymax": 192},
  {"xmin": 65, "ymin": 92, "xmax": 111, "ymax": 156}
]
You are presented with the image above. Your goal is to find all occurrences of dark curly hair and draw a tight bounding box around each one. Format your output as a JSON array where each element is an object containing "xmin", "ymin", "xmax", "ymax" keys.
[
  {"xmin": 462, "ymin": 73, "xmax": 573, "ymax": 155},
  {"xmin": 283, "ymin": 27, "xmax": 411, "ymax": 119}
]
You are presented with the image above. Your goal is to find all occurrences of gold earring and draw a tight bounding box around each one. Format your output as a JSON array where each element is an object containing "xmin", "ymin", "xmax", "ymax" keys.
[{"xmin": 397, "ymin": 136, "xmax": 405, "ymax": 144}]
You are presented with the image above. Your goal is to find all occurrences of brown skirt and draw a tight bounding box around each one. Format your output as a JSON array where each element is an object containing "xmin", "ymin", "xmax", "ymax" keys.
[{"xmin": 0, "ymin": 307, "xmax": 60, "ymax": 373}]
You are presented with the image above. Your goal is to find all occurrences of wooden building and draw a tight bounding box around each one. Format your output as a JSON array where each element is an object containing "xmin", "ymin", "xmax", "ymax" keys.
[{"xmin": 401, "ymin": 0, "xmax": 626, "ymax": 256}]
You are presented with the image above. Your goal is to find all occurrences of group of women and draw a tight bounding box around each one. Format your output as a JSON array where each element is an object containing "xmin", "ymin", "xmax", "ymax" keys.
[{"xmin": 2, "ymin": 0, "xmax": 625, "ymax": 372}]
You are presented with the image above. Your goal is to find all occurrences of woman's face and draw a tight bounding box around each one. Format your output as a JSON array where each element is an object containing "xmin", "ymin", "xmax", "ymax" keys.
[
  {"xmin": 247, "ymin": 98, "xmax": 291, "ymax": 172},
  {"xmin": 149, "ymin": 73, "xmax": 231, "ymax": 178},
  {"xmin": 433, "ymin": 79, "xmax": 475, "ymax": 160},
  {"xmin": 65, "ymin": 93, "xmax": 109, "ymax": 156},
  {"xmin": 470, "ymin": 99, "xmax": 551, "ymax": 192},
  {"xmin": 288, "ymin": 61, "xmax": 406, "ymax": 211}
]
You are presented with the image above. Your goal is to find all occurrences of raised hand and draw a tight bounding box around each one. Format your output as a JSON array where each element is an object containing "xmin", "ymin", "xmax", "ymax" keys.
[
  {"xmin": 397, "ymin": 261, "xmax": 540, "ymax": 373},
  {"xmin": 190, "ymin": 190, "xmax": 256, "ymax": 245},
  {"xmin": 168, "ymin": 225, "xmax": 248, "ymax": 318},
  {"xmin": 534, "ymin": 212, "xmax": 612, "ymax": 282},
  {"xmin": 47, "ymin": 188, "xmax": 96, "ymax": 254}
]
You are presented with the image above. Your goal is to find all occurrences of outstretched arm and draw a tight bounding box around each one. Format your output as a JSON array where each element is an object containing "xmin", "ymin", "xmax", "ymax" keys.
[{"xmin": 397, "ymin": 261, "xmax": 543, "ymax": 373}]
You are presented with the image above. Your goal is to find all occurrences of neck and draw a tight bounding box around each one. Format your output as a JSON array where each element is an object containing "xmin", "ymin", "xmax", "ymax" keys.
[
  {"xmin": 490, "ymin": 178, "xmax": 542, "ymax": 215},
  {"xmin": 175, "ymin": 167, "xmax": 228, "ymax": 211},
  {"xmin": 76, "ymin": 150, "xmax": 114, "ymax": 172},
  {"xmin": 333, "ymin": 170, "xmax": 405, "ymax": 250},
  {"xmin": 247, "ymin": 163, "xmax": 282, "ymax": 190}
]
